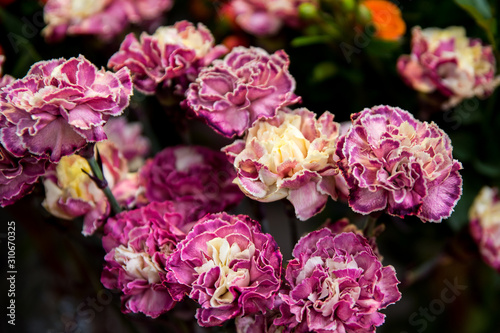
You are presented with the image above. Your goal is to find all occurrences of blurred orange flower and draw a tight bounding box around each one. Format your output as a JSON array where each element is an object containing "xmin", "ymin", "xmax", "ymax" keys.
[{"xmin": 363, "ymin": 0, "xmax": 406, "ymax": 41}]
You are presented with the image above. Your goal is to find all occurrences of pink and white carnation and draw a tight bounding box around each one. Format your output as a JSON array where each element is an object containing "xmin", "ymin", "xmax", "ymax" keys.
[
  {"xmin": 42, "ymin": 0, "xmax": 173, "ymax": 42},
  {"xmin": 139, "ymin": 145, "xmax": 244, "ymax": 213},
  {"xmin": 0, "ymin": 55, "xmax": 14, "ymax": 88},
  {"xmin": 104, "ymin": 117, "xmax": 151, "ymax": 170},
  {"xmin": 336, "ymin": 105, "xmax": 463, "ymax": 222},
  {"xmin": 185, "ymin": 46, "xmax": 301, "ymax": 137},
  {"xmin": 397, "ymin": 26, "xmax": 500, "ymax": 109},
  {"xmin": 226, "ymin": 0, "xmax": 312, "ymax": 36},
  {"xmin": 167, "ymin": 212, "xmax": 283, "ymax": 326},
  {"xmin": 0, "ymin": 55, "xmax": 132, "ymax": 163},
  {"xmin": 469, "ymin": 186, "xmax": 500, "ymax": 272},
  {"xmin": 0, "ymin": 146, "xmax": 49, "ymax": 207},
  {"xmin": 101, "ymin": 200, "xmax": 205, "ymax": 318},
  {"xmin": 108, "ymin": 20, "xmax": 227, "ymax": 95},
  {"xmin": 42, "ymin": 142, "xmax": 132, "ymax": 235},
  {"xmin": 276, "ymin": 229, "xmax": 401, "ymax": 333},
  {"xmin": 223, "ymin": 108, "xmax": 343, "ymax": 221}
]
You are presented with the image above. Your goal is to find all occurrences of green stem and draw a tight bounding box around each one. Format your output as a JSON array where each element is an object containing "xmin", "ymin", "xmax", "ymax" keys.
[
  {"xmin": 284, "ymin": 202, "xmax": 299, "ymax": 246},
  {"xmin": 362, "ymin": 214, "xmax": 378, "ymax": 238},
  {"xmin": 86, "ymin": 155, "xmax": 123, "ymax": 216}
]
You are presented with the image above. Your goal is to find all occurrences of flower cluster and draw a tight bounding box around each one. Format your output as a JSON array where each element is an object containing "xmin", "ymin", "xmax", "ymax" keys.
[
  {"xmin": 1, "ymin": 3, "xmax": 479, "ymax": 331},
  {"xmin": 43, "ymin": 0, "xmax": 174, "ymax": 42},
  {"xmin": 276, "ymin": 229, "xmax": 401, "ymax": 333},
  {"xmin": 337, "ymin": 105, "xmax": 462, "ymax": 222},
  {"xmin": 108, "ymin": 21, "xmax": 227, "ymax": 95},
  {"xmin": 397, "ymin": 26, "xmax": 500, "ymax": 109},
  {"xmin": 223, "ymin": 107, "xmax": 343, "ymax": 220},
  {"xmin": 167, "ymin": 213, "xmax": 283, "ymax": 326},
  {"xmin": 101, "ymin": 200, "xmax": 205, "ymax": 318},
  {"xmin": 469, "ymin": 186, "xmax": 500, "ymax": 272},
  {"xmin": 185, "ymin": 46, "xmax": 301, "ymax": 137},
  {"xmin": 139, "ymin": 145, "xmax": 244, "ymax": 213}
]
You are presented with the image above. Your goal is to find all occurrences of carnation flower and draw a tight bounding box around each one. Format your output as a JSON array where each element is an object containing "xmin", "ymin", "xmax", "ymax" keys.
[
  {"xmin": 469, "ymin": 186, "xmax": 500, "ymax": 272},
  {"xmin": 223, "ymin": 108, "xmax": 343, "ymax": 220},
  {"xmin": 397, "ymin": 26, "xmax": 500, "ymax": 109},
  {"xmin": 0, "ymin": 55, "xmax": 14, "ymax": 88},
  {"xmin": 108, "ymin": 20, "xmax": 227, "ymax": 95},
  {"xmin": 0, "ymin": 146, "xmax": 49, "ymax": 207},
  {"xmin": 167, "ymin": 213, "xmax": 283, "ymax": 326},
  {"xmin": 185, "ymin": 46, "xmax": 301, "ymax": 137},
  {"xmin": 276, "ymin": 229, "xmax": 401, "ymax": 333},
  {"xmin": 102, "ymin": 200, "xmax": 205, "ymax": 318},
  {"xmin": 43, "ymin": 0, "xmax": 173, "ymax": 42},
  {"xmin": 139, "ymin": 145, "xmax": 244, "ymax": 213},
  {"xmin": 42, "ymin": 142, "xmax": 132, "ymax": 235},
  {"xmin": 223, "ymin": 0, "xmax": 311, "ymax": 36},
  {"xmin": 104, "ymin": 117, "xmax": 151, "ymax": 170},
  {"xmin": 0, "ymin": 55, "xmax": 132, "ymax": 163},
  {"xmin": 336, "ymin": 105, "xmax": 463, "ymax": 222}
]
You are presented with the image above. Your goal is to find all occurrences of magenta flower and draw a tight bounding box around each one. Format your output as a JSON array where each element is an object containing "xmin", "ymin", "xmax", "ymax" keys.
[
  {"xmin": 43, "ymin": 0, "xmax": 173, "ymax": 42},
  {"xmin": 139, "ymin": 145, "xmax": 244, "ymax": 213},
  {"xmin": 397, "ymin": 26, "xmax": 500, "ymax": 109},
  {"xmin": 104, "ymin": 117, "xmax": 151, "ymax": 170},
  {"xmin": 185, "ymin": 46, "xmax": 301, "ymax": 137},
  {"xmin": 226, "ymin": 0, "xmax": 311, "ymax": 36},
  {"xmin": 0, "ymin": 146, "xmax": 49, "ymax": 207},
  {"xmin": 223, "ymin": 108, "xmax": 343, "ymax": 220},
  {"xmin": 101, "ymin": 200, "xmax": 205, "ymax": 318},
  {"xmin": 167, "ymin": 213, "xmax": 283, "ymax": 326},
  {"xmin": 337, "ymin": 105, "xmax": 463, "ymax": 222},
  {"xmin": 42, "ymin": 142, "xmax": 130, "ymax": 235},
  {"xmin": 108, "ymin": 20, "xmax": 227, "ymax": 95},
  {"xmin": 0, "ymin": 55, "xmax": 132, "ymax": 163},
  {"xmin": 469, "ymin": 186, "xmax": 500, "ymax": 272},
  {"xmin": 276, "ymin": 229, "xmax": 401, "ymax": 333}
]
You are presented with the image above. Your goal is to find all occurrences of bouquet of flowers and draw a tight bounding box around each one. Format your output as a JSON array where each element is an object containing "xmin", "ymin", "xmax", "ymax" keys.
[{"xmin": 0, "ymin": 0, "xmax": 499, "ymax": 332}]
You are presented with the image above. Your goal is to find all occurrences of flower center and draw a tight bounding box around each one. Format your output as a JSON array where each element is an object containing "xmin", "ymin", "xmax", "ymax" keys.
[
  {"xmin": 70, "ymin": 0, "xmax": 108, "ymax": 19},
  {"xmin": 154, "ymin": 26, "xmax": 212, "ymax": 58},
  {"xmin": 194, "ymin": 237, "xmax": 254, "ymax": 307},
  {"xmin": 424, "ymin": 27, "xmax": 491, "ymax": 76},
  {"xmin": 56, "ymin": 155, "xmax": 93, "ymax": 200},
  {"xmin": 114, "ymin": 245, "xmax": 162, "ymax": 284},
  {"xmin": 251, "ymin": 114, "xmax": 310, "ymax": 173}
]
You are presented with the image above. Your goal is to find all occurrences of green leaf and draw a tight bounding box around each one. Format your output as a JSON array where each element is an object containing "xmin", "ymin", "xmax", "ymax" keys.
[
  {"xmin": 473, "ymin": 159, "xmax": 500, "ymax": 177},
  {"xmin": 291, "ymin": 35, "xmax": 332, "ymax": 47},
  {"xmin": 311, "ymin": 62, "xmax": 338, "ymax": 82},
  {"xmin": 454, "ymin": 0, "xmax": 497, "ymax": 48},
  {"xmin": 365, "ymin": 40, "xmax": 401, "ymax": 58}
]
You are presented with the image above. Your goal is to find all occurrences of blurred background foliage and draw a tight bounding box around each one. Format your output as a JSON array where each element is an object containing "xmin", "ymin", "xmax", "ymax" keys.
[{"xmin": 0, "ymin": 0, "xmax": 500, "ymax": 332}]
